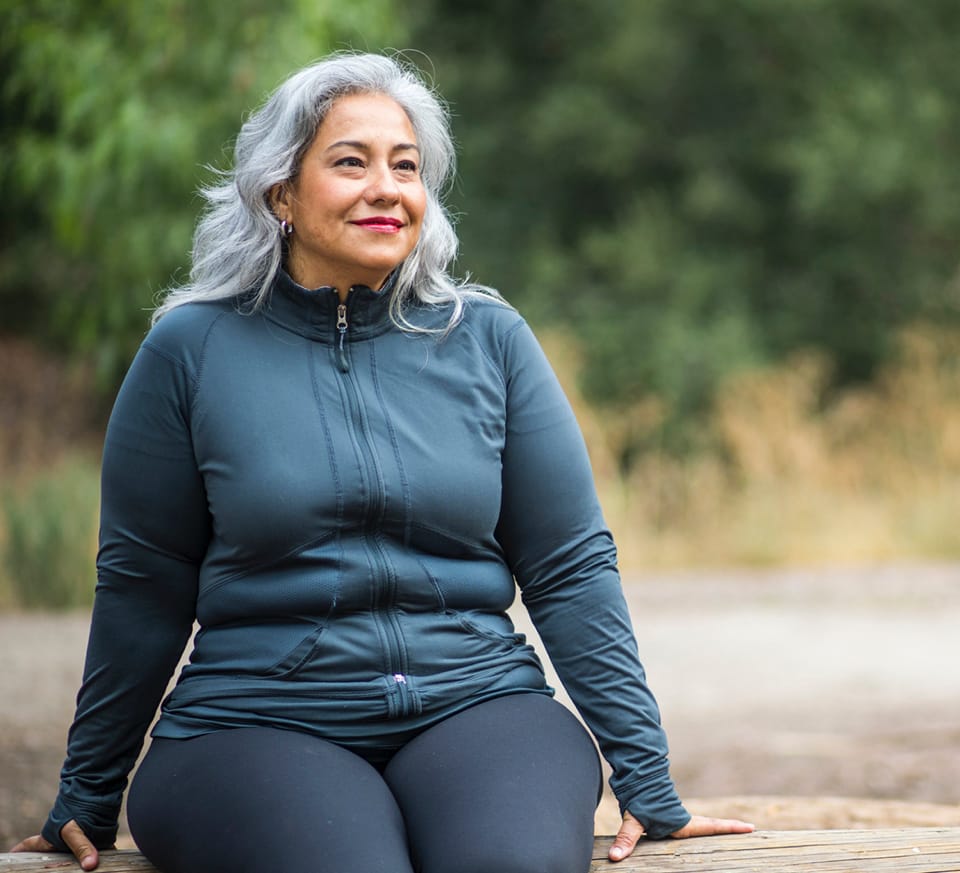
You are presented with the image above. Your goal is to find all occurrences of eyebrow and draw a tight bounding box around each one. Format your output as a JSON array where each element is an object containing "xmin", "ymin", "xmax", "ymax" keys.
[{"xmin": 325, "ymin": 139, "xmax": 421, "ymax": 154}]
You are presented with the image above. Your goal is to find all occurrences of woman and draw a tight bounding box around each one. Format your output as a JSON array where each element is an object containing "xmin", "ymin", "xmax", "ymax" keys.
[{"xmin": 12, "ymin": 53, "xmax": 752, "ymax": 873}]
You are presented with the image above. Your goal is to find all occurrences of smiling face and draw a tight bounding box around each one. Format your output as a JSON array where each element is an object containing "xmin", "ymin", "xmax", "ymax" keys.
[{"xmin": 270, "ymin": 92, "xmax": 427, "ymax": 296}]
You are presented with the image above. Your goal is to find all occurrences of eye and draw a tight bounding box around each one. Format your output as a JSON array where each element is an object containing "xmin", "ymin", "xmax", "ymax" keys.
[
  {"xmin": 334, "ymin": 156, "xmax": 365, "ymax": 168},
  {"xmin": 395, "ymin": 159, "xmax": 419, "ymax": 174}
]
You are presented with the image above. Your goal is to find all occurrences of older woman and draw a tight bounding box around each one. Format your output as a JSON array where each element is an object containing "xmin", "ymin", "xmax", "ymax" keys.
[{"xmin": 12, "ymin": 53, "xmax": 751, "ymax": 873}]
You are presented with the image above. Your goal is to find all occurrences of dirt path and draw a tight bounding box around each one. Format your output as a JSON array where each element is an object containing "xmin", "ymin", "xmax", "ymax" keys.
[{"xmin": 2, "ymin": 562, "xmax": 958, "ymax": 847}]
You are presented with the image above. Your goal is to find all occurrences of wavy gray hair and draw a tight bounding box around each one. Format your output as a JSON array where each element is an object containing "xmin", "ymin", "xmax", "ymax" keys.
[{"xmin": 153, "ymin": 52, "xmax": 497, "ymax": 329}]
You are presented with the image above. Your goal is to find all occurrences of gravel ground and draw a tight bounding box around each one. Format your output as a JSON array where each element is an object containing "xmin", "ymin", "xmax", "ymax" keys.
[{"xmin": 2, "ymin": 562, "xmax": 958, "ymax": 848}]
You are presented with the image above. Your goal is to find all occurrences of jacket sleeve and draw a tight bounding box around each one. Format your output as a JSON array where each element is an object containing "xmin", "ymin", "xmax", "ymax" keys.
[
  {"xmin": 494, "ymin": 319, "xmax": 690, "ymax": 839},
  {"xmin": 41, "ymin": 339, "xmax": 209, "ymax": 850}
]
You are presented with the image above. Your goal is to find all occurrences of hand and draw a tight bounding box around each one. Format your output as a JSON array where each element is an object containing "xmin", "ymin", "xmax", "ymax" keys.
[
  {"xmin": 10, "ymin": 820, "xmax": 101, "ymax": 871},
  {"xmin": 608, "ymin": 810, "xmax": 755, "ymax": 862}
]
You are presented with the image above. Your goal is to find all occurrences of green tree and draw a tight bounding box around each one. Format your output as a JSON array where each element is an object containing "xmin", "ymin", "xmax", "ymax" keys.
[
  {"xmin": 0, "ymin": 0, "xmax": 400, "ymax": 387},
  {"xmin": 411, "ymin": 0, "xmax": 960, "ymax": 459}
]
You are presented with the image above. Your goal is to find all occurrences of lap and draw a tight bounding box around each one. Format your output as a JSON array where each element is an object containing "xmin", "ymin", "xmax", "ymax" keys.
[{"xmin": 127, "ymin": 695, "xmax": 600, "ymax": 873}]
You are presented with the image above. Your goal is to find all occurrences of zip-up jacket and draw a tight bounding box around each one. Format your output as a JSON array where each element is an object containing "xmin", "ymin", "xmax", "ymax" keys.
[{"xmin": 43, "ymin": 271, "xmax": 690, "ymax": 848}]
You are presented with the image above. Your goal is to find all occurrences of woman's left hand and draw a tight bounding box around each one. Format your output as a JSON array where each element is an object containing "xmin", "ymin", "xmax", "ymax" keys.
[{"xmin": 608, "ymin": 810, "xmax": 755, "ymax": 861}]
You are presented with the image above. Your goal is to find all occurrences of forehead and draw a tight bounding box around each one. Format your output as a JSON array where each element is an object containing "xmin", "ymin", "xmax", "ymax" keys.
[{"xmin": 317, "ymin": 92, "xmax": 417, "ymax": 144}]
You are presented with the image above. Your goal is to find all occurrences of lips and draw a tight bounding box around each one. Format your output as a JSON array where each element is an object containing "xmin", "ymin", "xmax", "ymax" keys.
[{"xmin": 351, "ymin": 217, "xmax": 404, "ymax": 232}]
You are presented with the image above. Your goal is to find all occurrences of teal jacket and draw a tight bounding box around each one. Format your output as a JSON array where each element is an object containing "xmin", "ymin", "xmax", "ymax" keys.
[{"xmin": 43, "ymin": 271, "xmax": 690, "ymax": 847}]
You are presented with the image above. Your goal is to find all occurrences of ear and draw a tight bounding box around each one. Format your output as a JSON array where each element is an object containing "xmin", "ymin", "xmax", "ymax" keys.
[{"xmin": 268, "ymin": 182, "xmax": 291, "ymax": 219}]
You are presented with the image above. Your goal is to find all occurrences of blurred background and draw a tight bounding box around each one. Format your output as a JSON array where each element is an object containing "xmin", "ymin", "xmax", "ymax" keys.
[
  {"xmin": 2, "ymin": 0, "xmax": 960, "ymax": 846},
  {"xmin": 4, "ymin": 0, "xmax": 960, "ymax": 607}
]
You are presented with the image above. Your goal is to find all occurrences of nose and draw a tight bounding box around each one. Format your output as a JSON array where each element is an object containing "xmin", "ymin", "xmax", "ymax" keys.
[{"xmin": 365, "ymin": 163, "xmax": 400, "ymax": 205}]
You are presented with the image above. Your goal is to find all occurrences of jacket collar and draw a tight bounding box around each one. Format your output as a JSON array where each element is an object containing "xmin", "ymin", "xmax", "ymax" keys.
[{"xmin": 261, "ymin": 269, "xmax": 397, "ymax": 343}]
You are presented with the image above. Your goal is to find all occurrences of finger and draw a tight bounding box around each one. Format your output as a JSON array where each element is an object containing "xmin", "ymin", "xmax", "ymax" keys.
[
  {"xmin": 60, "ymin": 820, "xmax": 100, "ymax": 871},
  {"xmin": 10, "ymin": 834, "xmax": 54, "ymax": 853},
  {"xmin": 608, "ymin": 811, "xmax": 645, "ymax": 862},
  {"xmin": 671, "ymin": 814, "xmax": 755, "ymax": 839}
]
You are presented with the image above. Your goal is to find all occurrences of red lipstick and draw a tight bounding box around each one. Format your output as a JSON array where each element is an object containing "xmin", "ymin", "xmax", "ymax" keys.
[{"xmin": 351, "ymin": 217, "xmax": 403, "ymax": 233}]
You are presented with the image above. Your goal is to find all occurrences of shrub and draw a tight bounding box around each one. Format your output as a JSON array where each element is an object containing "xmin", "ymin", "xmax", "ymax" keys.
[{"xmin": 1, "ymin": 456, "xmax": 99, "ymax": 610}]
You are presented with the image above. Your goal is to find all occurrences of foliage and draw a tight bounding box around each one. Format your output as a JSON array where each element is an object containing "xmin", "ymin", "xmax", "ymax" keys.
[
  {"xmin": 410, "ymin": 0, "xmax": 960, "ymax": 460},
  {"xmin": 1, "ymin": 456, "xmax": 100, "ymax": 610},
  {"xmin": 5, "ymin": 2, "xmax": 960, "ymax": 469},
  {"xmin": 544, "ymin": 324, "xmax": 960, "ymax": 569},
  {"xmin": 0, "ymin": 0, "xmax": 400, "ymax": 387}
]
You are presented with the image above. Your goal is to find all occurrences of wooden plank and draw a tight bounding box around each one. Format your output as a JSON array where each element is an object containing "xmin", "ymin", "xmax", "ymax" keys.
[
  {"xmin": 1, "ymin": 829, "xmax": 958, "ymax": 872},
  {"xmin": 0, "ymin": 852, "xmax": 157, "ymax": 871},
  {"xmin": 590, "ymin": 828, "xmax": 960, "ymax": 871}
]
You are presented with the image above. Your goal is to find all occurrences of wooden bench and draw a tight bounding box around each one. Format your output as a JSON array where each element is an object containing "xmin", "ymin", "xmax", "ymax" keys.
[{"xmin": 2, "ymin": 828, "xmax": 959, "ymax": 871}]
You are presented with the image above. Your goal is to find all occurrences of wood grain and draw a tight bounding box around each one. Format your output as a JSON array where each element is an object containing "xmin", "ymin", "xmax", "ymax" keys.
[{"xmin": 2, "ymin": 829, "xmax": 958, "ymax": 872}]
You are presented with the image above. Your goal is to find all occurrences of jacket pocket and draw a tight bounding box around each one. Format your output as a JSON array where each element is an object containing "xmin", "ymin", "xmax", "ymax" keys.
[
  {"xmin": 185, "ymin": 619, "xmax": 327, "ymax": 681},
  {"xmin": 264, "ymin": 624, "xmax": 326, "ymax": 679},
  {"xmin": 455, "ymin": 611, "xmax": 528, "ymax": 650}
]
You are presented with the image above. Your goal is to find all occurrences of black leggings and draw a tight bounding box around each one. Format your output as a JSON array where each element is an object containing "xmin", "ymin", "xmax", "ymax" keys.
[{"xmin": 127, "ymin": 694, "xmax": 602, "ymax": 873}]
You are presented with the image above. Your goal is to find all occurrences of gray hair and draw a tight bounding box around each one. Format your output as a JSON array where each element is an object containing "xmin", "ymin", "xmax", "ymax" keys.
[{"xmin": 153, "ymin": 52, "xmax": 498, "ymax": 329}]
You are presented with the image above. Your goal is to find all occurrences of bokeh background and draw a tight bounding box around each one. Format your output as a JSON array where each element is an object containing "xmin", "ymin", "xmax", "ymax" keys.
[
  {"xmin": 2, "ymin": 0, "xmax": 960, "ymax": 847},
  {"xmin": 4, "ymin": 1, "xmax": 960, "ymax": 607}
]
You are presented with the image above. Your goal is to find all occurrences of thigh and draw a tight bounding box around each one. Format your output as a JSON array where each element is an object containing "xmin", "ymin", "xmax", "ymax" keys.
[
  {"xmin": 384, "ymin": 694, "xmax": 602, "ymax": 873},
  {"xmin": 127, "ymin": 727, "xmax": 413, "ymax": 873}
]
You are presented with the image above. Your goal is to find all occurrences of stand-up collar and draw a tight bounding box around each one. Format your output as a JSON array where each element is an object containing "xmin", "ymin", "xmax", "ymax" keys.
[{"xmin": 262, "ymin": 269, "xmax": 397, "ymax": 343}]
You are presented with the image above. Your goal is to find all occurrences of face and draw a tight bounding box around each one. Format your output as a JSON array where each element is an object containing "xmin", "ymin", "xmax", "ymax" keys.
[{"xmin": 271, "ymin": 93, "xmax": 427, "ymax": 295}]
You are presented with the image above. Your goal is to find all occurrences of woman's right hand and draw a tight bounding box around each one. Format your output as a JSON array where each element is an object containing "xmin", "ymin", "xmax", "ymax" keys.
[{"xmin": 10, "ymin": 820, "xmax": 101, "ymax": 871}]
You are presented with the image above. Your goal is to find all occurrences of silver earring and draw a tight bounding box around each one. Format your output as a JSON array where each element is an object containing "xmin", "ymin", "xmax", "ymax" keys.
[{"xmin": 280, "ymin": 219, "xmax": 294, "ymax": 237}]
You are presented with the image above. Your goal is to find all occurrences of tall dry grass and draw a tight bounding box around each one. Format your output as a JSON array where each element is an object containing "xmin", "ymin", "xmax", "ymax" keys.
[
  {"xmin": 2, "ymin": 327, "xmax": 959, "ymax": 609},
  {"xmin": 544, "ymin": 325, "xmax": 960, "ymax": 570},
  {"xmin": 0, "ymin": 338, "xmax": 102, "ymax": 610},
  {"xmin": 0, "ymin": 457, "xmax": 100, "ymax": 610}
]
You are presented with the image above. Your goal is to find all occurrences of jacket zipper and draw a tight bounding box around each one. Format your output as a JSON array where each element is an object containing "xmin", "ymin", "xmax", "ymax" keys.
[
  {"xmin": 336, "ymin": 303, "xmax": 349, "ymax": 372},
  {"xmin": 333, "ymin": 299, "xmax": 412, "ymax": 715}
]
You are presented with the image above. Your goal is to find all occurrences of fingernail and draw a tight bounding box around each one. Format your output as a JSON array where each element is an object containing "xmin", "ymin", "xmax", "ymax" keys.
[{"xmin": 609, "ymin": 847, "xmax": 624, "ymax": 860}]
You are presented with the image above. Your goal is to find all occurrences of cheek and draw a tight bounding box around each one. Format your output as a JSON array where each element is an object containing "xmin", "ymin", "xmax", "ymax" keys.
[
  {"xmin": 409, "ymin": 190, "xmax": 428, "ymax": 227},
  {"xmin": 295, "ymin": 180, "xmax": 352, "ymax": 220}
]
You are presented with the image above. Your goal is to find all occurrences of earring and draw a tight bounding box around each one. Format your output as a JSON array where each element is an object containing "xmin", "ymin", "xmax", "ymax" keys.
[{"xmin": 280, "ymin": 219, "xmax": 294, "ymax": 237}]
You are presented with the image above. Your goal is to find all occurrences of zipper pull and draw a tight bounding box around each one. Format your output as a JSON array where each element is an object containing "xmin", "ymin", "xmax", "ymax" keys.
[
  {"xmin": 393, "ymin": 673, "xmax": 407, "ymax": 684},
  {"xmin": 336, "ymin": 303, "xmax": 349, "ymax": 372}
]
